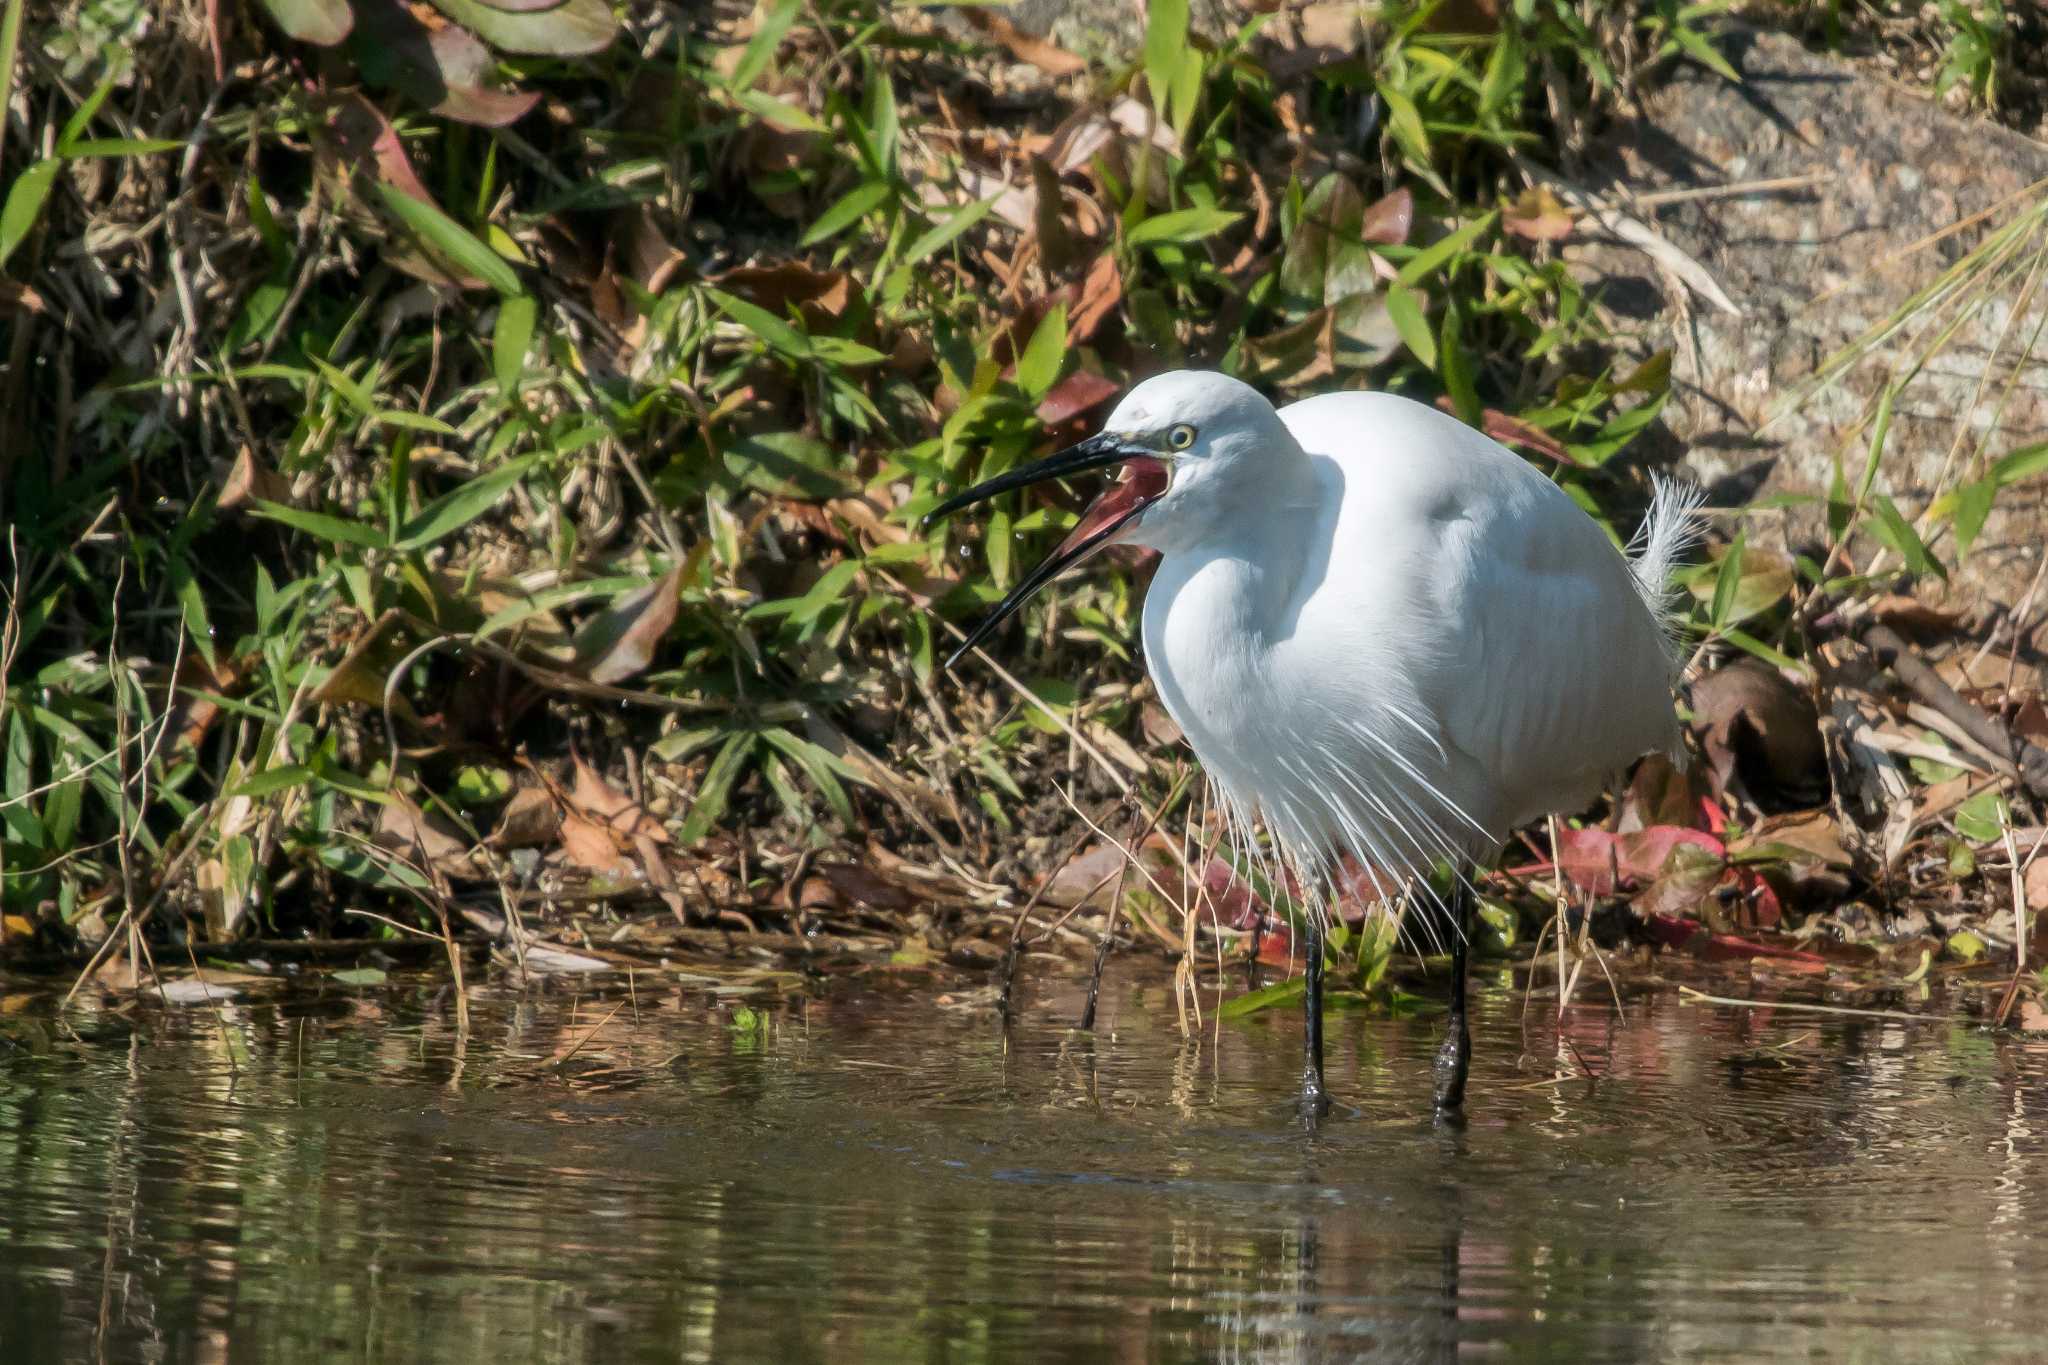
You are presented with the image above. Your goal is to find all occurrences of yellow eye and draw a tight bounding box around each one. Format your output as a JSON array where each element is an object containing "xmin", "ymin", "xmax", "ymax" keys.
[{"xmin": 1167, "ymin": 424, "xmax": 1196, "ymax": 451}]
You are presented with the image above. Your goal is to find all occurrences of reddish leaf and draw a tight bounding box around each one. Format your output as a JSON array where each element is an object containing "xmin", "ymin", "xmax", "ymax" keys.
[
  {"xmin": 1358, "ymin": 187, "xmax": 1414, "ymax": 245},
  {"xmin": 1433, "ymin": 398, "xmax": 1576, "ymax": 463},
  {"xmin": 1554, "ymin": 824, "xmax": 1724, "ymax": 896},
  {"xmin": 318, "ymin": 91, "xmax": 434, "ymax": 203},
  {"xmin": 1502, "ymin": 186, "xmax": 1574, "ymax": 241},
  {"xmin": 350, "ymin": 0, "xmax": 541, "ymax": 127},
  {"xmin": 1036, "ymin": 370, "xmax": 1120, "ymax": 427}
]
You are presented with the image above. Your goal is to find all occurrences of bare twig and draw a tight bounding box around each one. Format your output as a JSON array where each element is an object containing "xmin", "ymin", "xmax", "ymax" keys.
[{"xmin": 1863, "ymin": 624, "xmax": 2048, "ymax": 800}]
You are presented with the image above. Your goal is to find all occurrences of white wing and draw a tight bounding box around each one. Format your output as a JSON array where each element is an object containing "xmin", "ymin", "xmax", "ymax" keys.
[{"xmin": 1276, "ymin": 391, "xmax": 1680, "ymax": 836}]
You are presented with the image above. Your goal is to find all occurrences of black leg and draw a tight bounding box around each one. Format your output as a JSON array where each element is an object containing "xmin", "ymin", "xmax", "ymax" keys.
[
  {"xmin": 1432, "ymin": 868, "xmax": 1475, "ymax": 1114},
  {"xmin": 1300, "ymin": 915, "xmax": 1331, "ymax": 1119}
]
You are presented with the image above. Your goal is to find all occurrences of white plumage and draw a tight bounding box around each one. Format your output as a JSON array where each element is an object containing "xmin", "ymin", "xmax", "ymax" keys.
[
  {"xmin": 1130, "ymin": 377, "xmax": 1691, "ymax": 908},
  {"xmin": 933, "ymin": 370, "xmax": 1698, "ymax": 1115}
]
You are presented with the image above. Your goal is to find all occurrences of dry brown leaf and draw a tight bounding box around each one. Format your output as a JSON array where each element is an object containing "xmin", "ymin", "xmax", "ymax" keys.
[
  {"xmin": 570, "ymin": 754, "xmax": 668, "ymax": 843},
  {"xmin": 817, "ymin": 862, "xmax": 916, "ymax": 910},
  {"xmin": 165, "ymin": 653, "xmax": 245, "ymax": 752},
  {"xmin": 218, "ymin": 446, "xmax": 292, "ymax": 513},
  {"xmin": 375, "ymin": 793, "xmax": 472, "ymax": 873},
  {"xmin": 0, "ymin": 280, "xmax": 47, "ymax": 315},
  {"xmin": 2025, "ymin": 856, "xmax": 2048, "ymax": 912},
  {"xmin": 1739, "ymin": 809, "xmax": 1853, "ymax": 867},
  {"xmin": 1359, "ymin": 187, "xmax": 1415, "ymax": 245},
  {"xmin": 634, "ymin": 831, "xmax": 687, "ymax": 919},
  {"xmin": 958, "ymin": 8, "xmax": 1086, "ymax": 78},
  {"xmin": 1140, "ymin": 701, "xmax": 1183, "ymax": 748},
  {"xmin": 559, "ymin": 811, "xmax": 628, "ymax": 872},
  {"xmin": 574, "ymin": 568, "xmax": 682, "ymax": 685},
  {"xmin": 490, "ymin": 786, "xmax": 564, "ymax": 848},
  {"xmin": 1616, "ymin": 751, "xmax": 1706, "ymax": 832},
  {"xmin": 1689, "ymin": 659, "xmax": 1826, "ymax": 804},
  {"xmin": 1069, "ymin": 251, "xmax": 1124, "ymax": 342},
  {"xmin": 1029, "ymin": 156, "xmax": 1081, "ymax": 274},
  {"xmin": 713, "ymin": 261, "xmax": 854, "ymax": 329}
]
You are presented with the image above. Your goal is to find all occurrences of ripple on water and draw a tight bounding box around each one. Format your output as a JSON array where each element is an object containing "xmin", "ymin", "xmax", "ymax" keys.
[{"xmin": 0, "ymin": 971, "xmax": 2043, "ymax": 1363}]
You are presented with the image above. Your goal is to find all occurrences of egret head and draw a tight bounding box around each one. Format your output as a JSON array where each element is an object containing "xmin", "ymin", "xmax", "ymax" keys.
[{"xmin": 926, "ymin": 370, "xmax": 1294, "ymax": 665}]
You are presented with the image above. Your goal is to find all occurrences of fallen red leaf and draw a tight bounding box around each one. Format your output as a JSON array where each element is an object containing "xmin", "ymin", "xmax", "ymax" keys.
[
  {"xmin": 1036, "ymin": 370, "xmax": 1121, "ymax": 427},
  {"xmin": 1553, "ymin": 825, "xmax": 1725, "ymax": 896}
]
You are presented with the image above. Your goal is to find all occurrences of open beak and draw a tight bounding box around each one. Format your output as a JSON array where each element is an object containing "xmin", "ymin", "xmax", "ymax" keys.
[{"xmin": 926, "ymin": 432, "xmax": 1169, "ymax": 668}]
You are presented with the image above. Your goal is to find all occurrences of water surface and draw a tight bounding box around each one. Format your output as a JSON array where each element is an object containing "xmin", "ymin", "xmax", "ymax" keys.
[{"xmin": 1, "ymin": 963, "xmax": 2042, "ymax": 1362}]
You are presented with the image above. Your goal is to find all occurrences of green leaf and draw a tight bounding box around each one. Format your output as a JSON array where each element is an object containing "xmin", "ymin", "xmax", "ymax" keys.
[
  {"xmin": 729, "ymin": 0, "xmax": 803, "ymax": 91},
  {"xmin": 800, "ymin": 180, "xmax": 891, "ymax": 246},
  {"xmin": 1709, "ymin": 531, "xmax": 1744, "ymax": 628},
  {"xmin": 494, "ymin": 293, "xmax": 537, "ymax": 398},
  {"xmin": 425, "ymin": 0, "xmax": 616, "ymax": 57},
  {"xmin": 373, "ymin": 182, "xmax": 522, "ymax": 296},
  {"xmin": 250, "ymin": 501, "xmax": 387, "ymax": 549},
  {"xmin": 0, "ymin": 158, "xmax": 60, "ymax": 270},
  {"xmin": 1394, "ymin": 211, "xmax": 1498, "ymax": 288},
  {"xmin": 1991, "ymin": 440, "xmax": 2048, "ymax": 486},
  {"xmin": 1015, "ymin": 303, "xmax": 1067, "ymax": 399},
  {"xmin": 225, "ymin": 764, "xmax": 317, "ymax": 800},
  {"xmin": 1439, "ymin": 300, "xmax": 1478, "ymax": 423},
  {"xmin": 1219, "ymin": 976, "xmax": 1306, "ymax": 1019},
  {"xmin": 1858, "ymin": 383, "xmax": 1896, "ymax": 501},
  {"xmin": 1127, "ymin": 206, "xmax": 1242, "ymax": 247},
  {"xmin": 61, "ymin": 138, "xmax": 186, "ymax": 157},
  {"xmin": 677, "ymin": 732, "xmax": 755, "ymax": 844},
  {"xmin": 863, "ymin": 64, "xmax": 899, "ymax": 180},
  {"xmin": 1384, "ymin": 281, "xmax": 1435, "ymax": 369},
  {"xmin": 731, "ymin": 88, "xmax": 825, "ymax": 133},
  {"xmin": 1672, "ymin": 26, "xmax": 1740, "ymax": 83},
  {"xmin": 1864, "ymin": 495, "xmax": 1946, "ymax": 580},
  {"xmin": 1143, "ymin": 0, "xmax": 1189, "ymax": 122},
  {"xmin": 722, "ymin": 430, "xmax": 853, "ymax": 499},
  {"xmin": 1376, "ymin": 81, "xmax": 1430, "ymax": 169},
  {"xmin": 1955, "ymin": 789, "xmax": 2009, "ymax": 844},
  {"xmin": 705, "ymin": 286, "xmax": 809, "ymax": 356},
  {"xmin": 1953, "ymin": 477, "xmax": 1995, "ymax": 559},
  {"xmin": 900, "ymin": 194, "xmax": 1000, "ymax": 270},
  {"xmin": 759, "ymin": 728, "xmax": 859, "ymax": 824},
  {"xmin": 394, "ymin": 454, "xmax": 541, "ymax": 550},
  {"xmin": 258, "ymin": 0, "xmax": 353, "ymax": 45},
  {"xmin": 370, "ymin": 409, "xmax": 458, "ymax": 435},
  {"xmin": 331, "ymin": 967, "xmax": 388, "ymax": 987}
]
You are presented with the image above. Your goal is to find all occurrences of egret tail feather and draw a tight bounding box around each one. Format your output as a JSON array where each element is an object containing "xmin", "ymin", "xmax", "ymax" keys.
[{"xmin": 1627, "ymin": 475, "xmax": 1706, "ymax": 671}]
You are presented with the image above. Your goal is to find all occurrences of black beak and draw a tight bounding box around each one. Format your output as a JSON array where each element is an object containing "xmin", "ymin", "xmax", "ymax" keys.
[
  {"xmin": 925, "ymin": 432, "xmax": 1136, "ymax": 522},
  {"xmin": 925, "ymin": 433, "xmax": 1165, "ymax": 669}
]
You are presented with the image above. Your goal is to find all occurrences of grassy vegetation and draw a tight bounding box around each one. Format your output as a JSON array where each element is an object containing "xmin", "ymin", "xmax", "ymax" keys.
[{"xmin": 1, "ymin": 0, "xmax": 2044, "ymax": 995}]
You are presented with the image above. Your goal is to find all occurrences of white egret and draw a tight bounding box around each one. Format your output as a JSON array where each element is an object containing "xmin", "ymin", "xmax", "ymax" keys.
[{"xmin": 931, "ymin": 371, "xmax": 1697, "ymax": 1116}]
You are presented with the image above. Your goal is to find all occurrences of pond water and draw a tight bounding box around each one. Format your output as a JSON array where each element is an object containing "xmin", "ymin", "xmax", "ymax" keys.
[{"xmin": 1, "ymin": 960, "xmax": 2044, "ymax": 1363}]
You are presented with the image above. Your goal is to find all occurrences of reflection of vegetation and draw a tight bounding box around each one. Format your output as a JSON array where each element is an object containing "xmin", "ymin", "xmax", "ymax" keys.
[{"xmin": 1, "ymin": 985, "xmax": 2043, "ymax": 1360}]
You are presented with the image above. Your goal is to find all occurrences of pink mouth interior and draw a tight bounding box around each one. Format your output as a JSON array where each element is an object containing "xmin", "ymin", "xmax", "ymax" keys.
[{"xmin": 1054, "ymin": 457, "xmax": 1168, "ymax": 559}]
